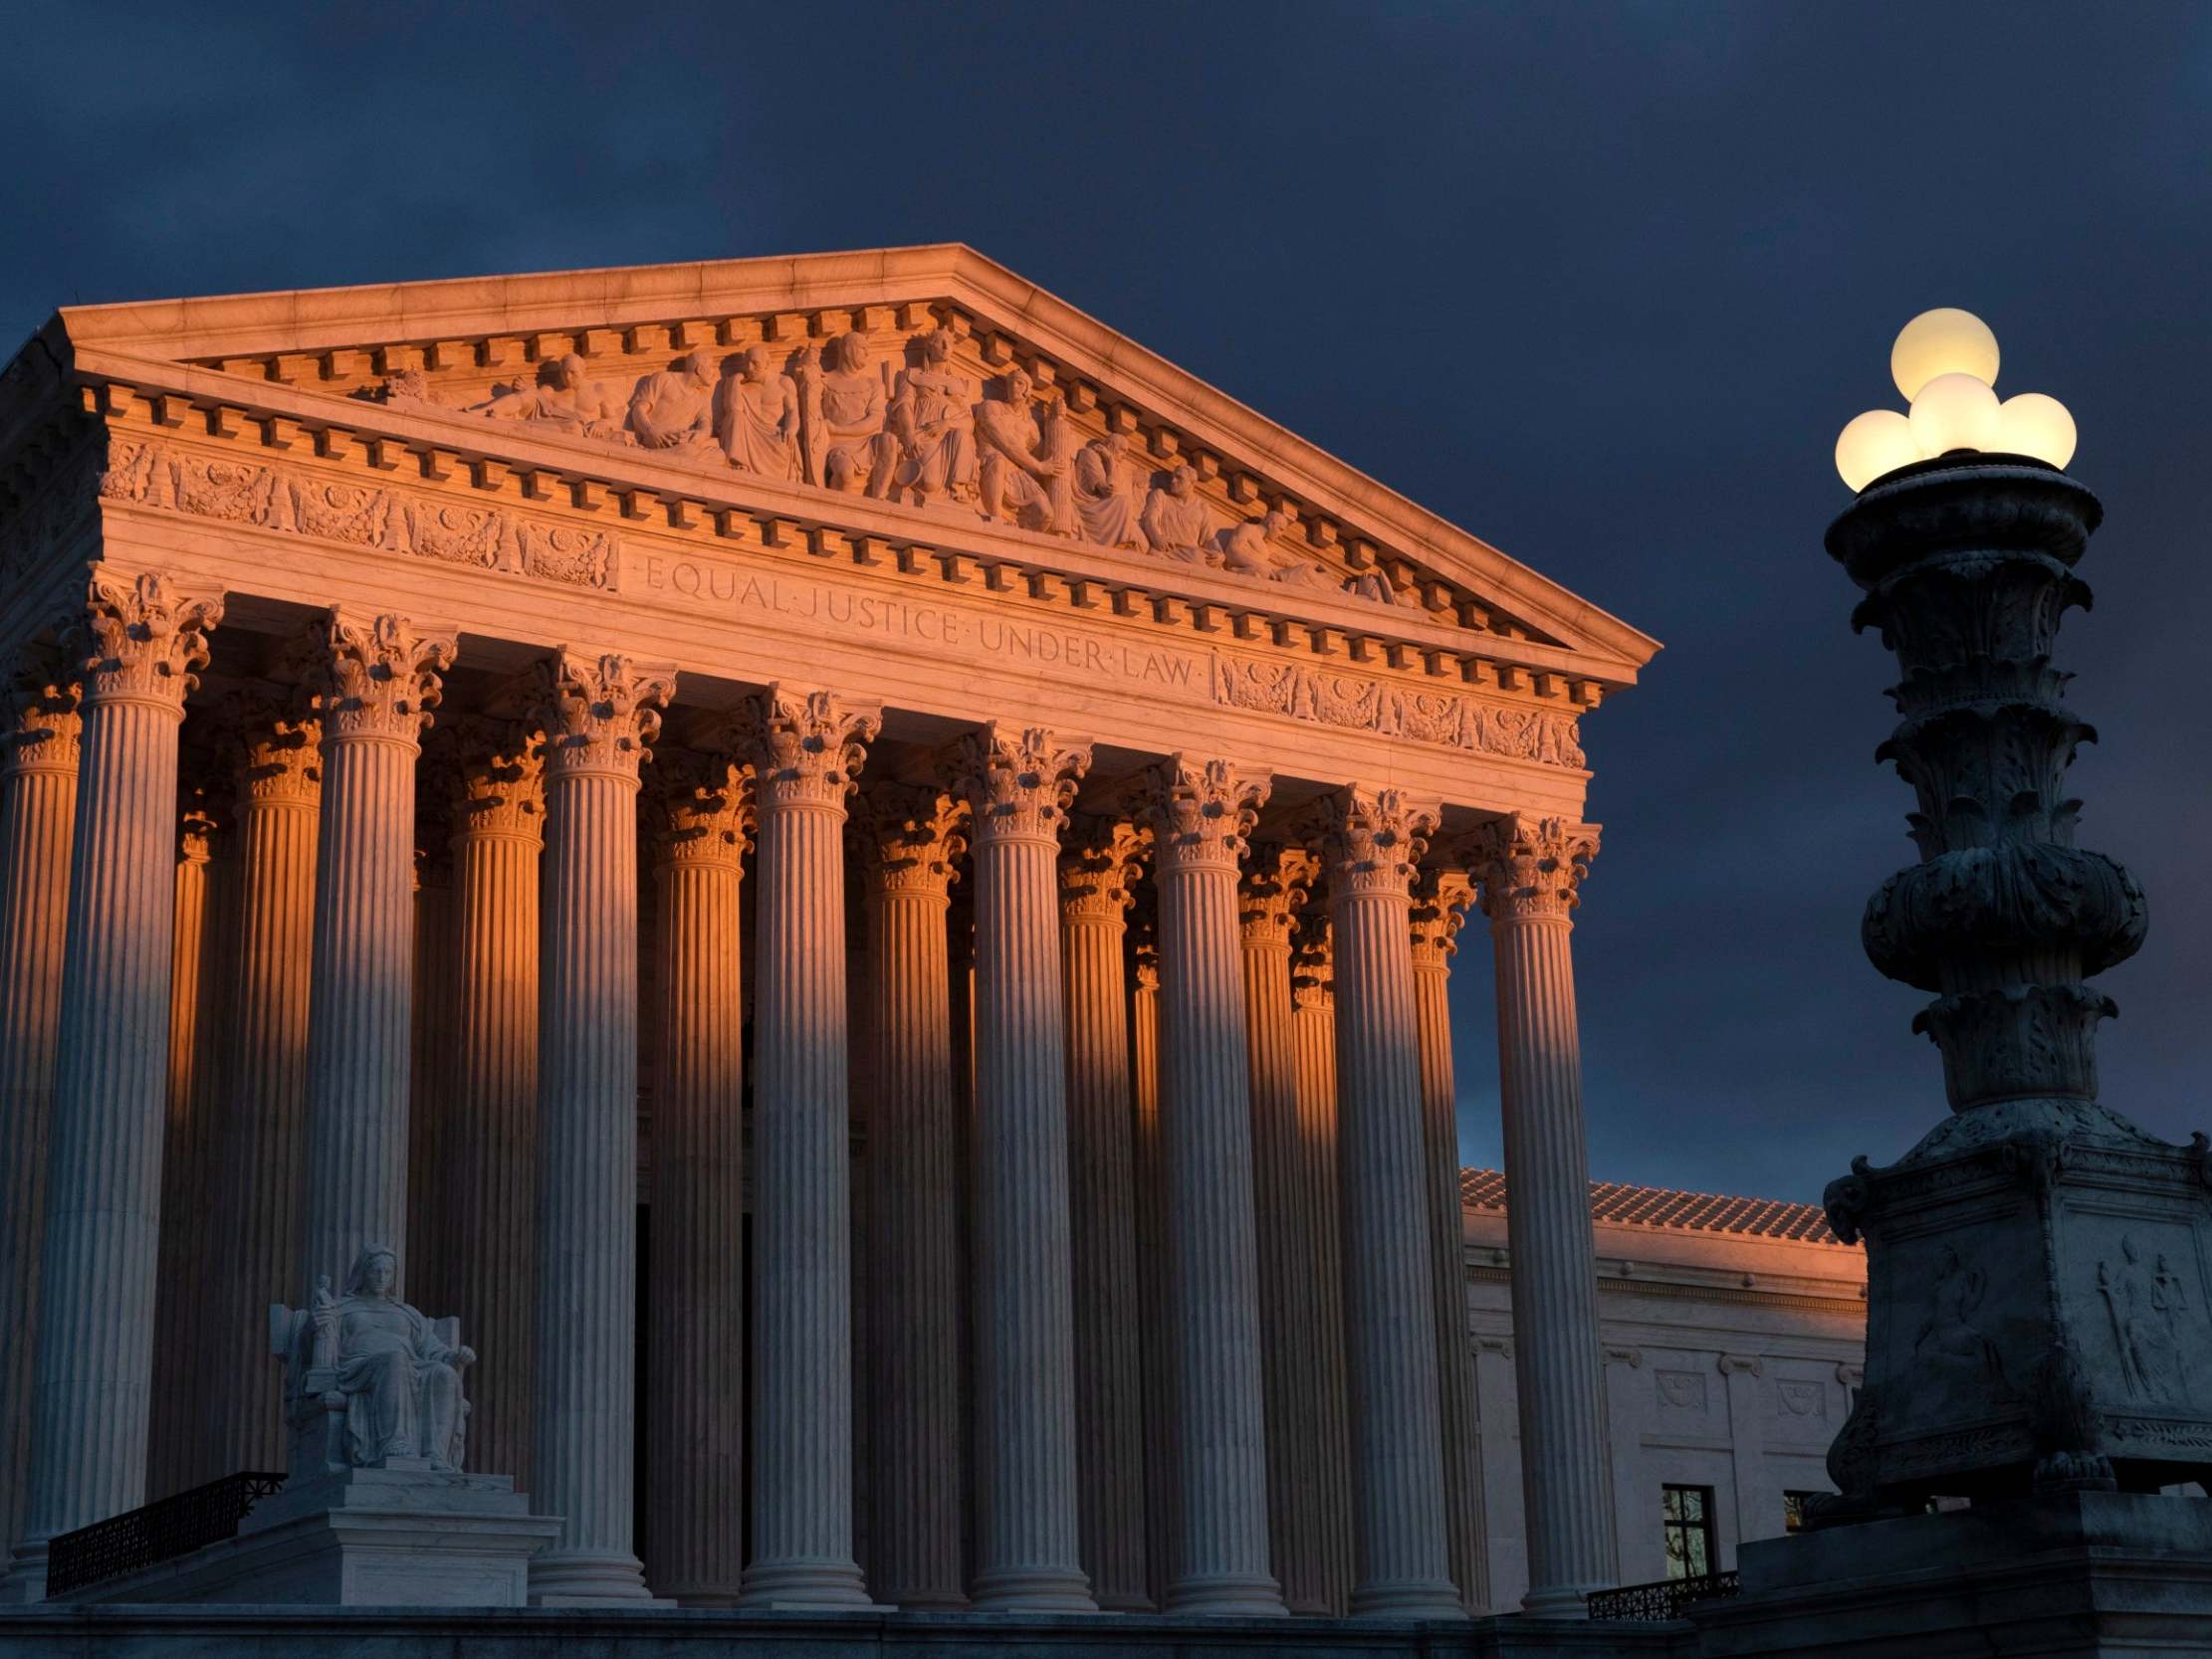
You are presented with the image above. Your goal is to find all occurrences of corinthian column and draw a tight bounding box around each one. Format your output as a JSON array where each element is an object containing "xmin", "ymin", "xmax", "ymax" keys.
[
  {"xmin": 1412, "ymin": 870, "xmax": 1488, "ymax": 1612},
  {"xmin": 1238, "ymin": 842, "xmax": 1328, "ymax": 1612},
  {"xmin": 1058, "ymin": 816, "xmax": 1148, "ymax": 1610},
  {"xmin": 1289, "ymin": 915, "xmax": 1354, "ymax": 1614},
  {"xmin": 1308, "ymin": 786, "xmax": 1462, "ymax": 1619},
  {"xmin": 644, "ymin": 749, "xmax": 751, "ymax": 1604},
  {"xmin": 0, "ymin": 661, "xmax": 79, "ymax": 1568},
  {"xmin": 298, "ymin": 611, "xmax": 454, "ymax": 1288},
  {"xmin": 957, "ymin": 723, "xmax": 1095, "ymax": 1612},
  {"xmin": 528, "ymin": 652, "xmax": 674, "ymax": 1604},
  {"xmin": 1128, "ymin": 919, "xmax": 1177, "ymax": 1612},
  {"xmin": 856, "ymin": 785, "xmax": 968, "ymax": 1609},
  {"xmin": 443, "ymin": 719, "xmax": 543, "ymax": 1491},
  {"xmin": 208, "ymin": 687, "xmax": 320, "ymax": 1475},
  {"xmin": 739, "ymin": 686, "xmax": 880, "ymax": 1609},
  {"xmin": 1469, "ymin": 814, "xmax": 1610, "ymax": 1618},
  {"xmin": 1137, "ymin": 757, "xmax": 1281, "ymax": 1616},
  {"xmin": 3, "ymin": 572, "xmax": 221, "ymax": 1602}
]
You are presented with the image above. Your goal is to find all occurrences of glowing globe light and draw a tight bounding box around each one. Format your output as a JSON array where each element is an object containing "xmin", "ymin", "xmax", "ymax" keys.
[
  {"xmin": 1995, "ymin": 391, "xmax": 2079, "ymax": 470},
  {"xmin": 1835, "ymin": 409, "xmax": 1920, "ymax": 491},
  {"xmin": 1909, "ymin": 371, "xmax": 2003, "ymax": 458},
  {"xmin": 1890, "ymin": 308, "xmax": 2001, "ymax": 401}
]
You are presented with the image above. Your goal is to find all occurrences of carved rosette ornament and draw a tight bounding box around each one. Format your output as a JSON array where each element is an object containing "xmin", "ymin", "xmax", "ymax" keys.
[
  {"xmin": 742, "ymin": 686, "xmax": 881, "ymax": 813},
  {"xmin": 956, "ymin": 725, "xmax": 1091, "ymax": 847},
  {"xmin": 536, "ymin": 653, "xmax": 675, "ymax": 783},
  {"xmin": 311, "ymin": 610, "xmax": 453, "ymax": 744},
  {"xmin": 72, "ymin": 570, "xmax": 222, "ymax": 712},
  {"xmin": 1815, "ymin": 455, "xmax": 2212, "ymax": 1519},
  {"xmin": 1468, "ymin": 816, "xmax": 1598, "ymax": 927}
]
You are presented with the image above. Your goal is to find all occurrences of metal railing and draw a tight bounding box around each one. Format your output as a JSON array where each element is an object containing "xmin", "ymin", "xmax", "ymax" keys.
[
  {"xmin": 1586, "ymin": 1569, "xmax": 1740, "ymax": 1621},
  {"xmin": 46, "ymin": 1471, "xmax": 286, "ymax": 1598}
]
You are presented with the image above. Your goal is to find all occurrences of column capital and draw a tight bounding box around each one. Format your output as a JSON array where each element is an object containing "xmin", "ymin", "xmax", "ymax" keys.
[
  {"xmin": 177, "ymin": 794, "xmax": 220, "ymax": 866},
  {"xmin": 1409, "ymin": 870, "xmax": 1474, "ymax": 968},
  {"xmin": 444, "ymin": 714, "xmax": 545, "ymax": 841},
  {"xmin": 71, "ymin": 569, "xmax": 223, "ymax": 713},
  {"xmin": 1139, "ymin": 754, "xmax": 1269, "ymax": 878},
  {"xmin": 312, "ymin": 608, "xmax": 455, "ymax": 744},
  {"xmin": 1290, "ymin": 914, "xmax": 1333, "ymax": 1012},
  {"xmin": 1468, "ymin": 813, "xmax": 1600, "ymax": 925},
  {"xmin": 536, "ymin": 650, "xmax": 675, "ymax": 784},
  {"xmin": 1058, "ymin": 815, "xmax": 1145, "ymax": 922},
  {"xmin": 741, "ymin": 684, "xmax": 881, "ymax": 813},
  {"xmin": 1304, "ymin": 785, "xmax": 1438, "ymax": 901},
  {"xmin": 233, "ymin": 682, "xmax": 323, "ymax": 807},
  {"xmin": 855, "ymin": 783, "xmax": 967, "ymax": 898},
  {"xmin": 650, "ymin": 748, "xmax": 753, "ymax": 871},
  {"xmin": 956, "ymin": 722, "xmax": 1090, "ymax": 847},
  {"xmin": 1238, "ymin": 842, "xmax": 1314, "ymax": 949},
  {"xmin": 3, "ymin": 648, "xmax": 82, "ymax": 776}
]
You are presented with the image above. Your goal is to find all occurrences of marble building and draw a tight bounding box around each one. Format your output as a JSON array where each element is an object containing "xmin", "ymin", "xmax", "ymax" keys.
[{"xmin": 0, "ymin": 244, "xmax": 1678, "ymax": 1618}]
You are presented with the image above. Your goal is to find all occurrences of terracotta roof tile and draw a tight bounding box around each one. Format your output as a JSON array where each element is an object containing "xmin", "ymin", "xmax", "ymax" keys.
[{"xmin": 1458, "ymin": 1168, "xmax": 1845, "ymax": 1246}]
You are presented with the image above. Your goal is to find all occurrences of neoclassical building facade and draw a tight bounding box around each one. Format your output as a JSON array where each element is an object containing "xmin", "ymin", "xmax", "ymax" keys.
[{"xmin": 0, "ymin": 246, "xmax": 1662, "ymax": 1617}]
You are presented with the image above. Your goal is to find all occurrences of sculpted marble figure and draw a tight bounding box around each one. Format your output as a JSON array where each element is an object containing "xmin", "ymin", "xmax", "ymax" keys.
[
  {"xmin": 1218, "ymin": 508, "xmax": 1342, "ymax": 592},
  {"xmin": 278, "ymin": 1245, "xmax": 475, "ymax": 1474},
  {"xmin": 1072, "ymin": 430, "xmax": 1144, "ymax": 549},
  {"xmin": 885, "ymin": 326, "xmax": 977, "ymax": 505},
  {"xmin": 717, "ymin": 345, "xmax": 802, "ymax": 480},
  {"xmin": 1140, "ymin": 464, "xmax": 1212, "ymax": 561},
  {"xmin": 629, "ymin": 348, "xmax": 720, "ymax": 453},
  {"xmin": 470, "ymin": 354, "xmax": 633, "ymax": 442},
  {"xmin": 975, "ymin": 368, "xmax": 1076, "ymax": 534},
  {"xmin": 799, "ymin": 331, "xmax": 898, "ymax": 495}
]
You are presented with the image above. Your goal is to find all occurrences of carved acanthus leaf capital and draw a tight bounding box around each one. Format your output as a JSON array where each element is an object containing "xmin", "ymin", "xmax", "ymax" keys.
[
  {"xmin": 536, "ymin": 651, "xmax": 675, "ymax": 783},
  {"xmin": 651, "ymin": 747, "xmax": 754, "ymax": 870},
  {"xmin": 1291, "ymin": 912, "xmax": 1334, "ymax": 1009},
  {"xmin": 312, "ymin": 609, "xmax": 454, "ymax": 744},
  {"xmin": 1305, "ymin": 785, "xmax": 1438, "ymax": 900},
  {"xmin": 1469, "ymin": 813, "xmax": 1600, "ymax": 924},
  {"xmin": 232, "ymin": 681, "xmax": 322, "ymax": 806},
  {"xmin": 177, "ymin": 790, "xmax": 221, "ymax": 865},
  {"xmin": 741, "ymin": 685, "xmax": 881, "ymax": 812},
  {"xmin": 1059, "ymin": 814, "xmax": 1147, "ymax": 921},
  {"xmin": 3, "ymin": 647, "xmax": 82, "ymax": 774},
  {"xmin": 1411, "ymin": 869, "xmax": 1475, "ymax": 966},
  {"xmin": 72, "ymin": 570, "xmax": 223, "ymax": 712},
  {"xmin": 956, "ymin": 723, "xmax": 1090, "ymax": 846},
  {"xmin": 447, "ymin": 715, "xmax": 545, "ymax": 839},
  {"xmin": 1139, "ymin": 754, "xmax": 1270, "ymax": 877},
  {"xmin": 1239, "ymin": 841, "xmax": 1315, "ymax": 947},
  {"xmin": 855, "ymin": 783, "xmax": 967, "ymax": 897}
]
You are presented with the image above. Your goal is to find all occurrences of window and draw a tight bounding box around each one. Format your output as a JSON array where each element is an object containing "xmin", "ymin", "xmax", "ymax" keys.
[
  {"xmin": 1783, "ymin": 1490, "xmax": 1821, "ymax": 1534},
  {"xmin": 1661, "ymin": 1484, "xmax": 1716, "ymax": 1578}
]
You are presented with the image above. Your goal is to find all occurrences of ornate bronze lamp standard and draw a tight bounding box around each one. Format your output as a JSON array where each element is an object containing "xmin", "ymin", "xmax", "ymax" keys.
[{"xmin": 1817, "ymin": 311, "xmax": 2212, "ymax": 1518}]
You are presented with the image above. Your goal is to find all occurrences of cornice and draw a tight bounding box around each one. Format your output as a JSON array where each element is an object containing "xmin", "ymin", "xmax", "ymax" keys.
[{"xmin": 28, "ymin": 245, "xmax": 1660, "ymax": 677}]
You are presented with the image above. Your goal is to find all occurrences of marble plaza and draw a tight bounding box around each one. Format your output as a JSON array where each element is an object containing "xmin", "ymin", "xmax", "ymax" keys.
[{"xmin": 0, "ymin": 244, "xmax": 1793, "ymax": 1638}]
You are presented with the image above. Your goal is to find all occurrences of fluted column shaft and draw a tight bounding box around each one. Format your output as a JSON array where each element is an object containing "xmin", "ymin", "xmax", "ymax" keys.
[
  {"xmin": 1473, "ymin": 814, "xmax": 1611, "ymax": 1618},
  {"xmin": 5, "ymin": 573, "xmax": 220, "ymax": 1601},
  {"xmin": 1143, "ymin": 757, "xmax": 1281, "ymax": 1617},
  {"xmin": 859, "ymin": 787, "xmax": 968, "ymax": 1609},
  {"xmin": 299, "ymin": 611, "xmax": 453, "ymax": 1287},
  {"xmin": 741, "ymin": 687, "xmax": 879, "ymax": 1608},
  {"xmin": 1058, "ymin": 818, "xmax": 1149, "ymax": 1610},
  {"xmin": 644, "ymin": 752, "xmax": 749, "ymax": 1603},
  {"xmin": 1289, "ymin": 923, "xmax": 1354, "ymax": 1614},
  {"xmin": 1413, "ymin": 873, "xmax": 1488, "ymax": 1612},
  {"xmin": 209, "ymin": 698, "xmax": 320, "ymax": 1475},
  {"xmin": 0, "ymin": 668, "xmax": 79, "ymax": 1569},
  {"xmin": 1129, "ymin": 934, "xmax": 1177, "ymax": 1612},
  {"xmin": 528, "ymin": 653, "xmax": 672, "ymax": 1604},
  {"xmin": 1314, "ymin": 786, "xmax": 1462, "ymax": 1619},
  {"xmin": 960, "ymin": 724, "xmax": 1095, "ymax": 1612},
  {"xmin": 444, "ymin": 722, "xmax": 542, "ymax": 1491}
]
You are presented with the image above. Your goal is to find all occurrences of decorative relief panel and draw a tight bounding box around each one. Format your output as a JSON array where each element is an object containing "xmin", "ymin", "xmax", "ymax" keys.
[
  {"xmin": 1656, "ymin": 1369, "xmax": 1708, "ymax": 1411},
  {"xmin": 99, "ymin": 436, "xmax": 618, "ymax": 591},
  {"xmin": 1210, "ymin": 652, "xmax": 1584, "ymax": 768}
]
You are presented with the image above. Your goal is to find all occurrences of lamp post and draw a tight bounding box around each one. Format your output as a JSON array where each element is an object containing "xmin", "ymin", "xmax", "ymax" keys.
[{"xmin": 1815, "ymin": 311, "xmax": 2212, "ymax": 1516}]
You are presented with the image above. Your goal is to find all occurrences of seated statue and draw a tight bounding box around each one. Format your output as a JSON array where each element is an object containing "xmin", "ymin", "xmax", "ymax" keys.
[{"xmin": 272, "ymin": 1244, "xmax": 475, "ymax": 1476}]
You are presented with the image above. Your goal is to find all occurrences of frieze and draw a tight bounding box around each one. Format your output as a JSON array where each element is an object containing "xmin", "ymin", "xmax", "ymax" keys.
[
  {"xmin": 1211, "ymin": 651, "xmax": 1584, "ymax": 767},
  {"xmin": 98, "ymin": 436, "xmax": 617, "ymax": 591}
]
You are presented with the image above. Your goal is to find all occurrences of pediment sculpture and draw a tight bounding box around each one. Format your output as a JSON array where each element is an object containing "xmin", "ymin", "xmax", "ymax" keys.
[
  {"xmin": 271, "ymin": 1243, "xmax": 475, "ymax": 1476},
  {"xmin": 371, "ymin": 323, "xmax": 1434, "ymax": 612}
]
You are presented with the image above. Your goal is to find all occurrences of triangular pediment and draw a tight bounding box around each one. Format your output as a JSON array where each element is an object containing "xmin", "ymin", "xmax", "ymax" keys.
[{"xmin": 22, "ymin": 244, "xmax": 1657, "ymax": 689}]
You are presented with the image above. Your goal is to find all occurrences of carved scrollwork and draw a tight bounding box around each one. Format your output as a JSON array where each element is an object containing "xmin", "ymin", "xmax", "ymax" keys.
[
  {"xmin": 446, "ymin": 715, "xmax": 544, "ymax": 840},
  {"xmin": 1305, "ymin": 785, "xmax": 1438, "ymax": 901},
  {"xmin": 1864, "ymin": 842, "xmax": 2146, "ymax": 994},
  {"xmin": 73, "ymin": 570, "xmax": 224, "ymax": 711},
  {"xmin": 855, "ymin": 783, "xmax": 967, "ymax": 898},
  {"xmin": 1139, "ymin": 754, "xmax": 1269, "ymax": 877},
  {"xmin": 3, "ymin": 646, "xmax": 82, "ymax": 774},
  {"xmin": 311, "ymin": 610, "xmax": 453, "ymax": 743},
  {"xmin": 233, "ymin": 682, "xmax": 322, "ymax": 805},
  {"xmin": 956, "ymin": 723, "xmax": 1090, "ymax": 847},
  {"xmin": 650, "ymin": 748, "xmax": 754, "ymax": 870},
  {"xmin": 534, "ymin": 651, "xmax": 675, "ymax": 782},
  {"xmin": 740, "ymin": 686, "xmax": 881, "ymax": 812},
  {"xmin": 1468, "ymin": 812, "xmax": 1599, "ymax": 924},
  {"xmin": 1238, "ymin": 842, "xmax": 1314, "ymax": 948},
  {"xmin": 1409, "ymin": 868, "xmax": 1473, "ymax": 966},
  {"xmin": 1057, "ymin": 814, "xmax": 1145, "ymax": 921}
]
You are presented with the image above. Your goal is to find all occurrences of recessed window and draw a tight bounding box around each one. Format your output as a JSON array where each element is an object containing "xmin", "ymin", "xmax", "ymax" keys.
[{"xmin": 1662, "ymin": 1484, "xmax": 1716, "ymax": 1578}]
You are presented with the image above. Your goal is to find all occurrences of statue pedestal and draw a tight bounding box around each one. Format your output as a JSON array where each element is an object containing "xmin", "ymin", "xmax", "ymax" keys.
[
  {"xmin": 76, "ymin": 1464, "xmax": 561, "ymax": 1607},
  {"xmin": 1692, "ymin": 1490, "xmax": 2212, "ymax": 1657}
]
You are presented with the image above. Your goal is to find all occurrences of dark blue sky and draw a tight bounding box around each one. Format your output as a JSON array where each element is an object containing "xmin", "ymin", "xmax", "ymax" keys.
[{"xmin": 6, "ymin": 3, "xmax": 2208, "ymax": 1202}]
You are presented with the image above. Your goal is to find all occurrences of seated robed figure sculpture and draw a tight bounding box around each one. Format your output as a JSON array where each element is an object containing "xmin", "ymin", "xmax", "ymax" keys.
[{"xmin": 273, "ymin": 1244, "xmax": 476, "ymax": 1476}]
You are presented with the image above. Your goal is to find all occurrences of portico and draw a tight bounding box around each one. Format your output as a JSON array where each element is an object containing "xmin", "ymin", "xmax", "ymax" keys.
[{"xmin": 0, "ymin": 245, "xmax": 1658, "ymax": 1618}]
